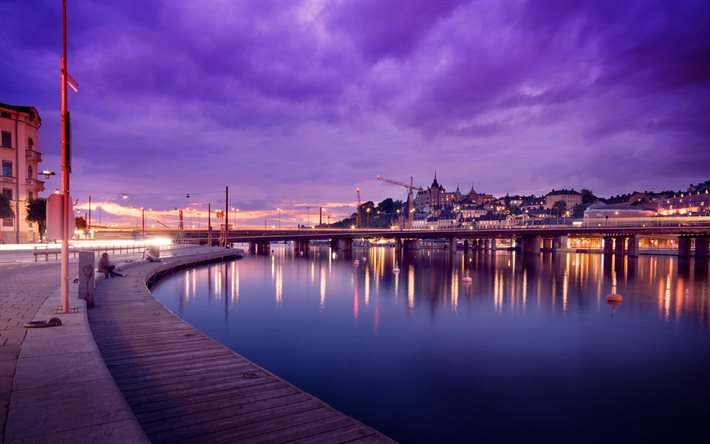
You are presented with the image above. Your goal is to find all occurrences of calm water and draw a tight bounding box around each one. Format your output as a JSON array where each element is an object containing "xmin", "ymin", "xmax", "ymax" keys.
[{"xmin": 151, "ymin": 246, "xmax": 710, "ymax": 443}]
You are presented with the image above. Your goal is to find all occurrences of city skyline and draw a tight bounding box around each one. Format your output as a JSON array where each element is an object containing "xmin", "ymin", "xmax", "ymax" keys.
[{"xmin": 1, "ymin": 0, "xmax": 709, "ymax": 226}]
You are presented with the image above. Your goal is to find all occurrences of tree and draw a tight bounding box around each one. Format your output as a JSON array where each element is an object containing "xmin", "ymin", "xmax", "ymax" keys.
[
  {"xmin": 581, "ymin": 189, "xmax": 596, "ymax": 205},
  {"xmin": 26, "ymin": 198, "xmax": 46, "ymax": 241},
  {"xmin": 75, "ymin": 216, "xmax": 87, "ymax": 233},
  {"xmin": 0, "ymin": 194, "xmax": 12, "ymax": 220},
  {"xmin": 552, "ymin": 200, "xmax": 568, "ymax": 215},
  {"xmin": 376, "ymin": 198, "xmax": 396, "ymax": 214}
]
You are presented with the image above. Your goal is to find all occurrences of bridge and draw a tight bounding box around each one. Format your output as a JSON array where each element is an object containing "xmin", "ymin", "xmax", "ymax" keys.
[{"xmin": 96, "ymin": 225, "xmax": 710, "ymax": 258}]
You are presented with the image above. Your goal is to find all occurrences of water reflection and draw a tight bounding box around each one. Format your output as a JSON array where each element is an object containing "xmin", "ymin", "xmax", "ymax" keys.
[
  {"xmin": 153, "ymin": 246, "xmax": 710, "ymax": 443},
  {"xmin": 159, "ymin": 246, "xmax": 710, "ymax": 331}
]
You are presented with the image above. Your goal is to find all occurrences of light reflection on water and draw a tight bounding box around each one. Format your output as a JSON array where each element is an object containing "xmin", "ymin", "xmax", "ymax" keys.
[{"xmin": 153, "ymin": 246, "xmax": 710, "ymax": 443}]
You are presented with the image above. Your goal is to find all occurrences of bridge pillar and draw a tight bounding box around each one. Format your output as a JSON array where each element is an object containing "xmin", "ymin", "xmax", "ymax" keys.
[
  {"xmin": 294, "ymin": 240, "xmax": 310, "ymax": 254},
  {"xmin": 553, "ymin": 236, "xmax": 568, "ymax": 251},
  {"xmin": 395, "ymin": 238, "xmax": 403, "ymax": 253},
  {"xmin": 449, "ymin": 237, "xmax": 457, "ymax": 253},
  {"xmin": 490, "ymin": 238, "xmax": 497, "ymax": 251},
  {"xmin": 463, "ymin": 239, "xmax": 469, "ymax": 252},
  {"xmin": 248, "ymin": 242, "xmax": 256, "ymax": 254},
  {"xmin": 531, "ymin": 236, "xmax": 541, "ymax": 254},
  {"xmin": 694, "ymin": 237, "xmax": 709, "ymax": 258},
  {"xmin": 521, "ymin": 236, "xmax": 541, "ymax": 255},
  {"xmin": 678, "ymin": 237, "xmax": 691, "ymax": 258},
  {"xmin": 614, "ymin": 237, "xmax": 625, "ymax": 256},
  {"xmin": 627, "ymin": 235, "xmax": 639, "ymax": 257},
  {"xmin": 403, "ymin": 239, "xmax": 421, "ymax": 251},
  {"xmin": 254, "ymin": 241, "xmax": 270, "ymax": 254},
  {"xmin": 331, "ymin": 239, "xmax": 353, "ymax": 251},
  {"xmin": 603, "ymin": 237, "xmax": 613, "ymax": 255}
]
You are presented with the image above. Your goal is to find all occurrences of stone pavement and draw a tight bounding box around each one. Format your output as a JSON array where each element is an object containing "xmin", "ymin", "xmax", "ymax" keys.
[
  {"xmin": 0, "ymin": 264, "xmax": 60, "ymax": 441},
  {"xmin": 0, "ymin": 250, "xmax": 147, "ymax": 443}
]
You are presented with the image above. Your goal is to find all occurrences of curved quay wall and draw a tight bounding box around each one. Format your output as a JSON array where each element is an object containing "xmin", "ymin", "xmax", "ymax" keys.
[{"xmin": 88, "ymin": 248, "xmax": 391, "ymax": 443}]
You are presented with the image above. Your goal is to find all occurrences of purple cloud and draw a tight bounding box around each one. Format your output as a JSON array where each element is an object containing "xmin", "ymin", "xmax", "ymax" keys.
[{"xmin": 1, "ymin": 0, "xmax": 709, "ymax": 225}]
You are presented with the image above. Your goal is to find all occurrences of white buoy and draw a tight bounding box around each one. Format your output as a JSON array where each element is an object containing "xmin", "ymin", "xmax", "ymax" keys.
[
  {"xmin": 462, "ymin": 276, "xmax": 473, "ymax": 284},
  {"xmin": 393, "ymin": 267, "xmax": 400, "ymax": 273},
  {"xmin": 606, "ymin": 293, "xmax": 623, "ymax": 303},
  {"xmin": 353, "ymin": 260, "xmax": 360, "ymax": 266},
  {"xmin": 361, "ymin": 257, "xmax": 367, "ymax": 262}
]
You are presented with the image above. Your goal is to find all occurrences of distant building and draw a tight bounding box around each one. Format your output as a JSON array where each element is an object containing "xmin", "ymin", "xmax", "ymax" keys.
[
  {"xmin": 414, "ymin": 174, "xmax": 455, "ymax": 212},
  {"xmin": 521, "ymin": 196, "xmax": 545, "ymax": 211},
  {"xmin": 657, "ymin": 190, "xmax": 710, "ymax": 216},
  {"xmin": 0, "ymin": 103, "xmax": 45, "ymax": 243},
  {"xmin": 544, "ymin": 189, "xmax": 582, "ymax": 210}
]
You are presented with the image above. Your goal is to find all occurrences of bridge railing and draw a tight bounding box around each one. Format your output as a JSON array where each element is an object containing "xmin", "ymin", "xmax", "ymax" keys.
[{"xmin": 32, "ymin": 242, "xmax": 197, "ymax": 262}]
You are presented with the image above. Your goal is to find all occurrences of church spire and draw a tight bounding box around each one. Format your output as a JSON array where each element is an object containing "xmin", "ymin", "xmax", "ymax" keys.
[{"xmin": 431, "ymin": 171, "xmax": 440, "ymax": 188}]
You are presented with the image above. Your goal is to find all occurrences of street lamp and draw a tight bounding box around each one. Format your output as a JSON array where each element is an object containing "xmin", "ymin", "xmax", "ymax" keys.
[
  {"xmin": 41, "ymin": 170, "xmax": 56, "ymax": 179},
  {"xmin": 232, "ymin": 207, "xmax": 238, "ymax": 229}
]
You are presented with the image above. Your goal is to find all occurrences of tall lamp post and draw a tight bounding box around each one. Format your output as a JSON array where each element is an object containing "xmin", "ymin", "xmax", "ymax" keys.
[{"xmin": 59, "ymin": 0, "xmax": 78, "ymax": 314}]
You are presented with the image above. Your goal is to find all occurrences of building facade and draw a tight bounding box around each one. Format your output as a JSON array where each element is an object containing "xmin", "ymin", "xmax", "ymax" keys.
[
  {"xmin": 0, "ymin": 103, "xmax": 44, "ymax": 243},
  {"xmin": 544, "ymin": 189, "xmax": 582, "ymax": 210},
  {"xmin": 657, "ymin": 190, "xmax": 710, "ymax": 216}
]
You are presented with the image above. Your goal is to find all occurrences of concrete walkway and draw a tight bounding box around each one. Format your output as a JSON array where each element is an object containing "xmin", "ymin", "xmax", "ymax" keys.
[
  {"xmin": 2, "ymin": 257, "xmax": 148, "ymax": 443},
  {"xmin": 0, "ymin": 263, "xmax": 60, "ymax": 441},
  {"xmin": 0, "ymin": 247, "xmax": 193, "ymax": 443}
]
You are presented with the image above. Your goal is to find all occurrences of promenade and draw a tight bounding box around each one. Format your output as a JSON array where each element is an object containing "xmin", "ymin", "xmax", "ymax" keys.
[{"xmin": 0, "ymin": 246, "xmax": 390, "ymax": 443}]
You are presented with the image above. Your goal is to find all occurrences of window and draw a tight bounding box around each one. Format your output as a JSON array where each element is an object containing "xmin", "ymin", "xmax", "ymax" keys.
[
  {"xmin": 1, "ymin": 131, "xmax": 11, "ymax": 148},
  {"xmin": 2, "ymin": 161, "xmax": 12, "ymax": 177},
  {"xmin": 0, "ymin": 112, "xmax": 11, "ymax": 119},
  {"xmin": 2, "ymin": 188, "xmax": 11, "ymax": 200},
  {"xmin": 28, "ymin": 191, "xmax": 34, "ymax": 200},
  {"xmin": 2, "ymin": 217, "xmax": 13, "ymax": 227},
  {"xmin": 28, "ymin": 165, "xmax": 33, "ymax": 178},
  {"xmin": 28, "ymin": 138, "xmax": 34, "ymax": 150}
]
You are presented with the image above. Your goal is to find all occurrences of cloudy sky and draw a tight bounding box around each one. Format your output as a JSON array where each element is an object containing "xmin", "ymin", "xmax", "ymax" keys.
[{"xmin": 1, "ymin": 0, "xmax": 709, "ymax": 227}]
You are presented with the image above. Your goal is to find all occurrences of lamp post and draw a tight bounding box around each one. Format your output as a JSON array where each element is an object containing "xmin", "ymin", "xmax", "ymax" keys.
[
  {"xmin": 59, "ymin": 0, "xmax": 72, "ymax": 313},
  {"xmin": 232, "ymin": 207, "xmax": 238, "ymax": 229}
]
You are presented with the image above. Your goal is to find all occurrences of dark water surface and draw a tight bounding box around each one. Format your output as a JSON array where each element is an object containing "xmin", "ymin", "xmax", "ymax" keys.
[{"xmin": 151, "ymin": 247, "xmax": 710, "ymax": 443}]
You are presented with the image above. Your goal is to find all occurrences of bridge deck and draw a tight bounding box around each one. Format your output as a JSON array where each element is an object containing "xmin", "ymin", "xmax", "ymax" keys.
[{"xmin": 88, "ymin": 251, "xmax": 391, "ymax": 443}]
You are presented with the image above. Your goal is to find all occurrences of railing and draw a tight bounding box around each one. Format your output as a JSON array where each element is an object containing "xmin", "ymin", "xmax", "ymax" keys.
[
  {"xmin": 25, "ymin": 178, "xmax": 45, "ymax": 190},
  {"xmin": 25, "ymin": 150, "xmax": 42, "ymax": 162},
  {"xmin": 32, "ymin": 242, "xmax": 198, "ymax": 262},
  {"xmin": 0, "ymin": 176, "xmax": 16, "ymax": 185}
]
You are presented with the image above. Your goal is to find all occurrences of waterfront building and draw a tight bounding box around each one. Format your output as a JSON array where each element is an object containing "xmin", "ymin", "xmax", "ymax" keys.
[
  {"xmin": 657, "ymin": 190, "xmax": 710, "ymax": 216},
  {"xmin": 0, "ymin": 103, "xmax": 44, "ymax": 243},
  {"xmin": 411, "ymin": 212, "xmax": 429, "ymax": 229},
  {"xmin": 544, "ymin": 189, "xmax": 582, "ymax": 209}
]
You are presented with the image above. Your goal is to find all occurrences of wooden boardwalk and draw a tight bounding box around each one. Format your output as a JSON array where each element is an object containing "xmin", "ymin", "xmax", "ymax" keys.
[{"xmin": 88, "ymin": 250, "xmax": 392, "ymax": 443}]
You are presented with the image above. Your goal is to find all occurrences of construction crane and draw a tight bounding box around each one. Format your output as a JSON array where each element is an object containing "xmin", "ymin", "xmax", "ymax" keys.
[
  {"xmin": 376, "ymin": 176, "xmax": 423, "ymax": 229},
  {"xmin": 355, "ymin": 187, "xmax": 362, "ymax": 228}
]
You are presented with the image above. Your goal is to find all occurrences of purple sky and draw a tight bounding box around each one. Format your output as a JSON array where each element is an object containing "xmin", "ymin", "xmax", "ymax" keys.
[{"xmin": 2, "ymin": 0, "xmax": 709, "ymax": 227}]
